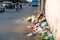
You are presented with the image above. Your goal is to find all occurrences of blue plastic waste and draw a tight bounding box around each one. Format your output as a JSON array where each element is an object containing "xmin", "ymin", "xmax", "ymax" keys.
[{"xmin": 41, "ymin": 22, "xmax": 48, "ymax": 27}]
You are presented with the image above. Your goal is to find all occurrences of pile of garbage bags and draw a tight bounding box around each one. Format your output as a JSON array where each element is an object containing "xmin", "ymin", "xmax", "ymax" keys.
[{"xmin": 26, "ymin": 14, "xmax": 54, "ymax": 40}]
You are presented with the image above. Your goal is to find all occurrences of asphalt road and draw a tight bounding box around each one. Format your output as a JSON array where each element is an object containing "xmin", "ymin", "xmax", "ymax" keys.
[{"xmin": 0, "ymin": 5, "xmax": 38, "ymax": 40}]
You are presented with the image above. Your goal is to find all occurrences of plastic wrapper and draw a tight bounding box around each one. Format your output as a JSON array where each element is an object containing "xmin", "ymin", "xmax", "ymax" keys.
[
  {"xmin": 27, "ymin": 25, "xmax": 33, "ymax": 29},
  {"xmin": 27, "ymin": 16, "xmax": 32, "ymax": 22},
  {"xmin": 41, "ymin": 22, "xmax": 48, "ymax": 28}
]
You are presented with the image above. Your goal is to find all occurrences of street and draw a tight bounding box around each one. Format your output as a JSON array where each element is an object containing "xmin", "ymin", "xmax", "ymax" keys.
[{"xmin": 0, "ymin": 5, "xmax": 38, "ymax": 40}]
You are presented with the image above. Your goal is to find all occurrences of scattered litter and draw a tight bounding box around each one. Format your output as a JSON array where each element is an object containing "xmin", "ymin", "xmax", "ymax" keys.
[
  {"xmin": 26, "ymin": 13, "xmax": 54, "ymax": 40},
  {"xmin": 27, "ymin": 33, "xmax": 33, "ymax": 37}
]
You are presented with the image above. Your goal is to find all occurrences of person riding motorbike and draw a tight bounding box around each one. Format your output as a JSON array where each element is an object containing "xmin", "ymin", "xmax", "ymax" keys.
[{"xmin": 15, "ymin": 2, "xmax": 20, "ymax": 11}]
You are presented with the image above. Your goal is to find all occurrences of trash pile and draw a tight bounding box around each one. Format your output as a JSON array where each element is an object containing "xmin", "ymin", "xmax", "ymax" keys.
[{"xmin": 26, "ymin": 14, "xmax": 54, "ymax": 40}]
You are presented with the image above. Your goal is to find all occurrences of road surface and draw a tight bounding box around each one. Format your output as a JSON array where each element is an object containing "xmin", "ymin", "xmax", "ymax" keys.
[{"xmin": 0, "ymin": 5, "xmax": 38, "ymax": 40}]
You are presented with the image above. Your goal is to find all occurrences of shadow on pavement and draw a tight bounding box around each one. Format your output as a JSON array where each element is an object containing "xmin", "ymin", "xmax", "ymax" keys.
[{"xmin": 0, "ymin": 31, "xmax": 32, "ymax": 40}]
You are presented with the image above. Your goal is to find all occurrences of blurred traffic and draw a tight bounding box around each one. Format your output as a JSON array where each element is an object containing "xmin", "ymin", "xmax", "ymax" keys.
[
  {"xmin": 2, "ymin": 1, "xmax": 15, "ymax": 9},
  {"xmin": 0, "ymin": 4, "xmax": 5, "ymax": 12},
  {"xmin": 0, "ymin": 0, "xmax": 38, "ymax": 12}
]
